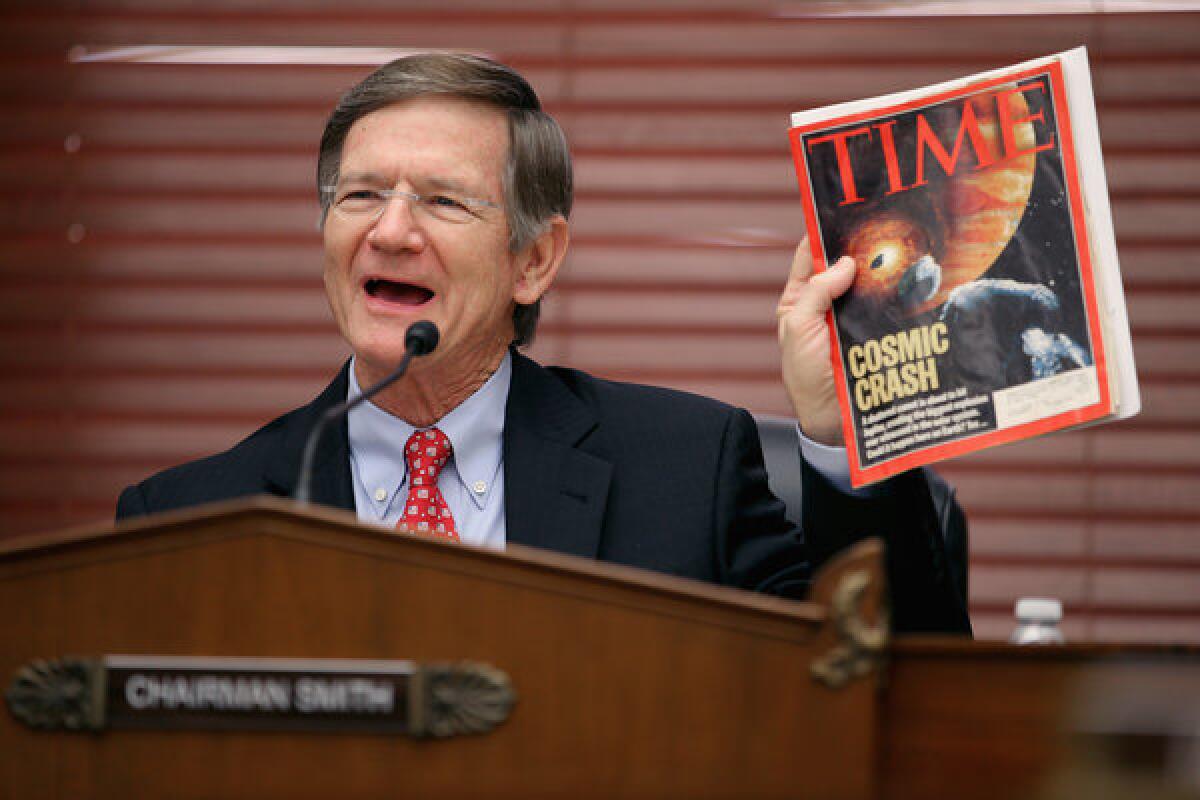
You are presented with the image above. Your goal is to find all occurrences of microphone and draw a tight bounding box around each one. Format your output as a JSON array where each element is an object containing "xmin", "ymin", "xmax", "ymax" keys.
[
  {"xmin": 403, "ymin": 319, "xmax": 440, "ymax": 356},
  {"xmin": 294, "ymin": 320, "xmax": 440, "ymax": 505}
]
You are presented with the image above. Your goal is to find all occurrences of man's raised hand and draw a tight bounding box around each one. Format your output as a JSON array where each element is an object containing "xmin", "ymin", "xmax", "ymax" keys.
[{"xmin": 776, "ymin": 240, "xmax": 856, "ymax": 446}]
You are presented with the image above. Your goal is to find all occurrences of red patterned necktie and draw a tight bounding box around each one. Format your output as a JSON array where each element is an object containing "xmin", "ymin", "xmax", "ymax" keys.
[{"xmin": 397, "ymin": 427, "xmax": 459, "ymax": 541}]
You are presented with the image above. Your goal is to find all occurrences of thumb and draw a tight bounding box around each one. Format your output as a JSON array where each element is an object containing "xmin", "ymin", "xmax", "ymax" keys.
[{"xmin": 791, "ymin": 255, "xmax": 856, "ymax": 318}]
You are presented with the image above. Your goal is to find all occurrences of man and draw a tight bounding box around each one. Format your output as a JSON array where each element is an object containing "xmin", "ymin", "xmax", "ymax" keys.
[{"xmin": 117, "ymin": 53, "xmax": 970, "ymax": 634}]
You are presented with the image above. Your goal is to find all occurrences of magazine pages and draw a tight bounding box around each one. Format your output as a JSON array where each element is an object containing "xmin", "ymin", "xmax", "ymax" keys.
[{"xmin": 788, "ymin": 47, "xmax": 1138, "ymax": 486}]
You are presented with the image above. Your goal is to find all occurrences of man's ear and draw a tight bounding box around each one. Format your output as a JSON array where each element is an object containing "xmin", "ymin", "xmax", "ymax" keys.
[{"xmin": 512, "ymin": 215, "xmax": 569, "ymax": 305}]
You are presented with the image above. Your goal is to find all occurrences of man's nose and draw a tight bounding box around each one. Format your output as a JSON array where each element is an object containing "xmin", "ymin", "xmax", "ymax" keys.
[{"xmin": 367, "ymin": 192, "xmax": 426, "ymax": 253}]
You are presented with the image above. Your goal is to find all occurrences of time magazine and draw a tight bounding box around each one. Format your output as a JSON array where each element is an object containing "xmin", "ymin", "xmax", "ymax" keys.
[{"xmin": 788, "ymin": 47, "xmax": 1138, "ymax": 486}]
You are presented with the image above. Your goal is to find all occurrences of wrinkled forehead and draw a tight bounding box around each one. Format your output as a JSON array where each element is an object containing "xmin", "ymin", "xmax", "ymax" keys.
[{"xmin": 338, "ymin": 96, "xmax": 510, "ymax": 192}]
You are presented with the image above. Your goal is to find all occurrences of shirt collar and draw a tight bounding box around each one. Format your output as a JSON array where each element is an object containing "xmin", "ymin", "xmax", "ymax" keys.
[{"xmin": 346, "ymin": 353, "xmax": 511, "ymax": 510}]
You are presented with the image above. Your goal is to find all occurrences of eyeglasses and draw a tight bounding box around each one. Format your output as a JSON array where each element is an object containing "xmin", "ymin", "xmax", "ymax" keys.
[{"xmin": 321, "ymin": 184, "xmax": 500, "ymax": 225}]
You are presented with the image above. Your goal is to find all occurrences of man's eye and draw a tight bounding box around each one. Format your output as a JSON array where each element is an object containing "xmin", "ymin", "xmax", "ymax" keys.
[
  {"xmin": 339, "ymin": 189, "xmax": 380, "ymax": 204},
  {"xmin": 426, "ymin": 194, "xmax": 468, "ymax": 210}
]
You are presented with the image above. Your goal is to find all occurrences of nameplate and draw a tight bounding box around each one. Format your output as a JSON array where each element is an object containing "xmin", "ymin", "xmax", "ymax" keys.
[{"xmin": 5, "ymin": 656, "xmax": 515, "ymax": 738}]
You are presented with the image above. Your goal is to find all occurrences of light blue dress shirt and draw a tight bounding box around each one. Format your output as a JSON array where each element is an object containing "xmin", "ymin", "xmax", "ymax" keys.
[
  {"xmin": 346, "ymin": 351, "xmax": 862, "ymax": 549},
  {"xmin": 346, "ymin": 353, "xmax": 511, "ymax": 549}
]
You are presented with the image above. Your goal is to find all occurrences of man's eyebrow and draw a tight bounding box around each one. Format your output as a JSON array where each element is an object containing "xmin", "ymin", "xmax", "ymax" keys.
[
  {"xmin": 335, "ymin": 173, "xmax": 481, "ymax": 194},
  {"xmin": 425, "ymin": 176, "xmax": 478, "ymax": 194},
  {"xmin": 336, "ymin": 171, "xmax": 388, "ymax": 185}
]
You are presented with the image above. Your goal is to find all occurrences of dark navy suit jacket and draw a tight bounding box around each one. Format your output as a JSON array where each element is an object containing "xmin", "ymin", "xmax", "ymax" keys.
[{"xmin": 117, "ymin": 351, "xmax": 970, "ymax": 634}]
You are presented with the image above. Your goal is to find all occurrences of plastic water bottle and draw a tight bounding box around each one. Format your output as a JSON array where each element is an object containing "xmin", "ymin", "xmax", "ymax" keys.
[{"xmin": 1010, "ymin": 597, "xmax": 1066, "ymax": 645}]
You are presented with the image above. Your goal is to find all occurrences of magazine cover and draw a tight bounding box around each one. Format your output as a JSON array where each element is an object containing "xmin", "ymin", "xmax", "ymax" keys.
[{"xmin": 789, "ymin": 51, "xmax": 1120, "ymax": 486}]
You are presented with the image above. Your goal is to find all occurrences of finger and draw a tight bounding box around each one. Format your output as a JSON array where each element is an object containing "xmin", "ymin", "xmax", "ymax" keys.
[
  {"xmin": 778, "ymin": 239, "xmax": 819, "ymax": 314},
  {"xmin": 785, "ymin": 239, "xmax": 814, "ymax": 290}
]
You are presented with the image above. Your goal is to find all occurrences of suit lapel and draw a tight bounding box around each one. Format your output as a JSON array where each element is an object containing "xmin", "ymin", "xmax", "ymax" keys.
[
  {"xmin": 263, "ymin": 363, "xmax": 356, "ymax": 512},
  {"xmin": 504, "ymin": 352, "xmax": 612, "ymax": 559}
]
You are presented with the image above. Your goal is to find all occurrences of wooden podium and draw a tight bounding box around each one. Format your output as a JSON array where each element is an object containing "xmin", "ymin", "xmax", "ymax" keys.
[{"xmin": 2, "ymin": 499, "xmax": 1198, "ymax": 799}]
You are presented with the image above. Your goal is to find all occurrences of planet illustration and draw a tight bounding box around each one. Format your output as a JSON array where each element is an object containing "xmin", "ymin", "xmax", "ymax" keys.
[{"xmin": 841, "ymin": 85, "xmax": 1040, "ymax": 315}]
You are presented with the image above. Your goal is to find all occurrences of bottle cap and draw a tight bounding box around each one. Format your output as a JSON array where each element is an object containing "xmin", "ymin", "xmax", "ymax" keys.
[{"xmin": 1015, "ymin": 597, "xmax": 1063, "ymax": 623}]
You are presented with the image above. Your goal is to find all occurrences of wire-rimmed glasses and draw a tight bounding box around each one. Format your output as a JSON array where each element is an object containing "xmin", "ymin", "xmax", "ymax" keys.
[{"xmin": 321, "ymin": 184, "xmax": 500, "ymax": 225}]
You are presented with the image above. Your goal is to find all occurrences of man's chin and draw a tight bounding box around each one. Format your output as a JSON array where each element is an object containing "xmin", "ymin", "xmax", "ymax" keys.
[
  {"xmin": 347, "ymin": 321, "xmax": 514, "ymax": 384},
  {"xmin": 350, "ymin": 337, "xmax": 423, "ymax": 375},
  {"xmin": 350, "ymin": 314, "xmax": 441, "ymax": 359}
]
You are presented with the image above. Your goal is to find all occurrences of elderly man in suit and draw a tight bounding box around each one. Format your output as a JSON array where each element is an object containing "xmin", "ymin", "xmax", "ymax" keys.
[{"xmin": 117, "ymin": 53, "xmax": 970, "ymax": 635}]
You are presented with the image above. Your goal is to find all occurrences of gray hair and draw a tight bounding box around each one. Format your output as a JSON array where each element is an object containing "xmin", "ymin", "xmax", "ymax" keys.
[{"xmin": 317, "ymin": 53, "xmax": 573, "ymax": 347}]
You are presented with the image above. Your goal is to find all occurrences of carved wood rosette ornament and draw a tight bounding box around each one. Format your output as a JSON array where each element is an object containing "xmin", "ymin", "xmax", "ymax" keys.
[
  {"xmin": 412, "ymin": 662, "xmax": 518, "ymax": 739},
  {"xmin": 6, "ymin": 657, "xmax": 105, "ymax": 731}
]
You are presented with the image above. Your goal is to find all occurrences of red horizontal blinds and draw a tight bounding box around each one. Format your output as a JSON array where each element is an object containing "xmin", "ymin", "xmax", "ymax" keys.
[{"xmin": 1, "ymin": 2, "xmax": 1198, "ymax": 642}]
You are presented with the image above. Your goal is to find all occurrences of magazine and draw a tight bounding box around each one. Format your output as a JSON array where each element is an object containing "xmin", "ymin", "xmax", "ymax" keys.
[{"xmin": 788, "ymin": 46, "xmax": 1139, "ymax": 487}]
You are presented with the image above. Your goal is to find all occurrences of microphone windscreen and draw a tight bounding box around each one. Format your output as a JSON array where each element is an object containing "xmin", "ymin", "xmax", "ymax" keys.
[{"xmin": 405, "ymin": 320, "xmax": 440, "ymax": 355}]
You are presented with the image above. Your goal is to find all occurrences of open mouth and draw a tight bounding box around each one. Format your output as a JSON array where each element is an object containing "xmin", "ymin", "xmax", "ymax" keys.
[{"xmin": 364, "ymin": 278, "xmax": 434, "ymax": 306}]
